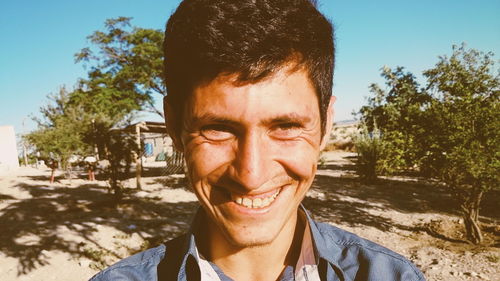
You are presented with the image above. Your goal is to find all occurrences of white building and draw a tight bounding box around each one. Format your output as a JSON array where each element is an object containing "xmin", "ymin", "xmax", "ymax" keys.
[{"xmin": 0, "ymin": 125, "xmax": 20, "ymax": 175}]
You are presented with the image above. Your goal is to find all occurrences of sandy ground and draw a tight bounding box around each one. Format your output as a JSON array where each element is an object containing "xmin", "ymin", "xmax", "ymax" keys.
[{"xmin": 0, "ymin": 151, "xmax": 498, "ymax": 281}]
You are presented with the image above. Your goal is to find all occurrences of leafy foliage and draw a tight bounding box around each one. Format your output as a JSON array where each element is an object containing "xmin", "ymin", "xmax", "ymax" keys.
[
  {"xmin": 75, "ymin": 17, "xmax": 165, "ymax": 117},
  {"xmin": 24, "ymin": 88, "xmax": 90, "ymax": 172},
  {"xmin": 356, "ymin": 44, "xmax": 499, "ymax": 244},
  {"xmin": 25, "ymin": 18, "xmax": 157, "ymax": 199},
  {"xmin": 25, "ymin": 17, "xmax": 170, "ymax": 192},
  {"xmin": 421, "ymin": 44, "xmax": 499, "ymax": 243},
  {"xmin": 353, "ymin": 125, "xmax": 386, "ymax": 181},
  {"xmin": 358, "ymin": 67, "xmax": 431, "ymax": 172},
  {"xmin": 103, "ymin": 130, "xmax": 139, "ymax": 198}
]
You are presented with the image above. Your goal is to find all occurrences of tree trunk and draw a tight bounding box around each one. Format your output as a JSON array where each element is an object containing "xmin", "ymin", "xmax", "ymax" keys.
[
  {"xmin": 109, "ymin": 160, "xmax": 122, "ymax": 200},
  {"xmin": 461, "ymin": 189, "xmax": 483, "ymax": 244},
  {"xmin": 64, "ymin": 163, "xmax": 73, "ymax": 184}
]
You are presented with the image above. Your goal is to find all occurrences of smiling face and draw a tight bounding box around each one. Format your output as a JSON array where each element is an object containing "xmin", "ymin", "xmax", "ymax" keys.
[{"xmin": 168, "ymin": 67, "xmax": 333, "ymax": 249}]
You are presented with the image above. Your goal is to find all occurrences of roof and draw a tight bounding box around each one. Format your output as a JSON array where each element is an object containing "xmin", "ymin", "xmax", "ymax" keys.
[{"xmin": 122, "ymin": 121, "xmax": 167, "ymax": 134}]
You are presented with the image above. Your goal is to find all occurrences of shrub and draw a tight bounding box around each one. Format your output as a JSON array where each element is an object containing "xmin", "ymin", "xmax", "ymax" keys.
[{"xmin": 353, "ymin": 126, "xmax": 386, "ymax": 181}]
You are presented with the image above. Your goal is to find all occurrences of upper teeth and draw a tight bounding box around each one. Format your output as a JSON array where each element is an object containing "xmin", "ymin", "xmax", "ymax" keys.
[{"xmin": 233, "ymin": 190, "xmax": 280, "ymax": 208}]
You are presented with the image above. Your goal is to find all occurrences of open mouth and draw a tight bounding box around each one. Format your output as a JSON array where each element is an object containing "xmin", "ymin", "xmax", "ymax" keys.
[{"xmin": 230, "ymin": 188, "xmax": 281, "ymax": 209}]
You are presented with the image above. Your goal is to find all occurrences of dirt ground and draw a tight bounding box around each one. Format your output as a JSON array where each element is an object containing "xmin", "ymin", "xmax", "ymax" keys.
[{"xmin": 0, "ymin": 151, "xmax": 498, "ymax": 280}]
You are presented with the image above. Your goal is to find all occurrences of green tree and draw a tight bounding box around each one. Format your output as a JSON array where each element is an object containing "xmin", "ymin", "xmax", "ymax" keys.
[
  {"xmin": 75, "ymin": 17, "xmax": 165, "ymax": 117},
  {"xmin": 358, "ymin": 67, "xmax": 431, "ymax": 174},
  {"xmin": 27, "ymin": 83, "xmax": 142, "ymax": 199},
  {"xmin": 105, "ymin": 130, "xmax": 138, "ymax": 198},
  {"xmin": 25, "ymin": 87, "xmax": 90, "ymax": 174},
  {"xmin": 358, "ymin": 44, "xmax": 499, "ymax": 244},
  {"xmin": 71, "ymin": 16, "xmax": 159, "ymax": 197},
  {"xmin": 422, "ymin": 44, "xmax": 499, "ymax": 244},
  {"xmin": 68, "ymin": 73, "xmax": 143, "ymax": 199},
  {"xmin": 25, "ymin": 18, "xmax": 156, "ymax": 199},
  {"xmin": 353, "ymin": 124, "xmax": 388, "ymax": 181}
]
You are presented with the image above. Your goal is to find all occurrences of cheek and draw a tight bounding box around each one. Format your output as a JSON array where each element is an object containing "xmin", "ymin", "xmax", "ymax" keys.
[
  {"xmin": 185, "ymin": 142, "xmax": 234, "ymax": 181},
  {"xmin": 274, "ymin": 142, "xmax": 319, "ymax": 181}
]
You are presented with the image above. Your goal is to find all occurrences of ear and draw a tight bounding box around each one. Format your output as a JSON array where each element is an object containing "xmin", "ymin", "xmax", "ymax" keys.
[
  {"xmin": 320, "ymin": 95, "xmax": 336, "ymax": 151},
  {"xmin": 164, "ymin": 96, "xmax": 184, "ymax": 152}
]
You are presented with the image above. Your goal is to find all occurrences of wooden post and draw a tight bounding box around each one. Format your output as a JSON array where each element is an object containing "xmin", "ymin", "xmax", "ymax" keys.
[
  {"xmin": 91, "ymin": 119, "xmax": 100, "ymax": 161},
  {"xmin": 135, "ymin": 123, "xmax": 142, "ymax": 189}
]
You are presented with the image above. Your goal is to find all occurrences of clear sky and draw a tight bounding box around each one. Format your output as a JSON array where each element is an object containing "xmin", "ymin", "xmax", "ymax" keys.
[{"xmin": 1, "ymin": 0, "xmax": 499, "ymax": 135}]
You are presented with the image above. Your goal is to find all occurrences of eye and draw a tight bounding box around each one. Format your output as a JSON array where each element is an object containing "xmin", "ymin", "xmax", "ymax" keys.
[
  {"xmin": 200, "ymin": 124, "xmax": 235, "ymax": 141},
  {"xmin": 270, "ymin": 123, "xmax": 303, "ymax": 140}
]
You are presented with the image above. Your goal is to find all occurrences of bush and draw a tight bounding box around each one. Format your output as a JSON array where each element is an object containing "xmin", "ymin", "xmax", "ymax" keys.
[
  {"xmin": 354, "ymin": 124, "xmax": 409, "ymax": 182},
  {"xmin": 353, "ymin": 127, "xmax": 386, "ymax": 181}
]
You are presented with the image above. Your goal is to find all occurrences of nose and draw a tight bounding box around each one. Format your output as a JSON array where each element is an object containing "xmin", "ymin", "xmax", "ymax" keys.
[{"xmin": 230, "ymin": 131, "xmax": 272, "ymax": 191}]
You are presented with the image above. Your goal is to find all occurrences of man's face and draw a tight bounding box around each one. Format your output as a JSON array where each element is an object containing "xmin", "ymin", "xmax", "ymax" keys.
[{"xmin": 176, "ymin": 67, "xmax": 330, "ymax": 248}]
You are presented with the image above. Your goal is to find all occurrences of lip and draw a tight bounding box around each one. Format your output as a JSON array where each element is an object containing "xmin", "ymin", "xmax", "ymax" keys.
[
  {"xmin": 226, "ymin": 185, "xmax": 289, "ymax": 215},
  {"xmin": 231, "ymin": 187, "xmax": 281, "ymax": 200}
]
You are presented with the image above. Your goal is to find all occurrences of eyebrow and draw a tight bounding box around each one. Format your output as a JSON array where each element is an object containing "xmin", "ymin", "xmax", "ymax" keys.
[
  {"xmin": 191, "ymin": 112, "xmax": 312, "ymax": 127},
  {"xmin": 261, "ymin": 113, "xmax": 312, "ymax": 125},
  {"xmin": 191, "ymin": 113, "xmax": 241, "ymax": 127}
]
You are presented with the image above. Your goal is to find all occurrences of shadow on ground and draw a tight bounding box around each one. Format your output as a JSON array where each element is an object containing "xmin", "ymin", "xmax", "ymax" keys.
[
  {"xmin": 304, "ymin": 163, "xmax": 500, "ymax": 245},
  {"xmin": 0, "ymin": 193, "xmax": 16, "ymax": 200},
  {"xmin": 0, "ymin": 178, "xmax": 198, "ymax": 276},
  {"xmin": 2, "ymin": 158, "xmax": 499, "ymax": 276}
]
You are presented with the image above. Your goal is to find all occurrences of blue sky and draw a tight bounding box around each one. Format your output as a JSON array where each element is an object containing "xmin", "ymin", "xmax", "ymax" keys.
[{"xmin": 1, "ymin": 0, "xmax": 499, "ymax": 135}]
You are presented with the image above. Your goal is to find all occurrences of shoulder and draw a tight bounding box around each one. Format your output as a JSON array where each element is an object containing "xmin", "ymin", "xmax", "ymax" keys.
[
  {"xmin": 314, "ymin": 221, "xmax": 425, "ymax": 281},
  {"xmin": 88, "ymin": 245, "xmax": 166, "ymax": 281}
]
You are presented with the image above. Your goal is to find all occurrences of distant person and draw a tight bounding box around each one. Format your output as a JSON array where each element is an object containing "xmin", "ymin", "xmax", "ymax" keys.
[
  {"xmin": 48, "ymin": 158, "xmax": 58, "ymax": 183},
  {"xmin": 90, "ymin": 0, "xmax": 425, "ymax": 280},
  {"xmin": 84, "ymin": 156, "xmax": 97, "ymax": 181}
]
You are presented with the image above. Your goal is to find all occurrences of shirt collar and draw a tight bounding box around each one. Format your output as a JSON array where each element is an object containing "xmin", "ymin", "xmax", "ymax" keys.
[
  {"xmin": 179, "ymin": 205, "xmax": 345, "ymax": 280},
  {"xmin": 300, "ymin": 205, "xmax": 346, "ymax": 279},
  {"xmin": 294, "ymin": 208, "xmax": 321, "ymax": 280}
]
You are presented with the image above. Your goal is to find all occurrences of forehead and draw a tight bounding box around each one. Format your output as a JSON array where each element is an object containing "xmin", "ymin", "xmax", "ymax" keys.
[{"xmin": 186, "ymin": 68, "xmax": 320, "ymax": 122}]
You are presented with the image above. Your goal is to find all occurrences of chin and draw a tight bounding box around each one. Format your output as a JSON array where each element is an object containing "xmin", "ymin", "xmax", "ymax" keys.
[
  {"xmin": 222, "ymin": 224, "xmax": 280, "ymax": 248},
  {"xmin": 226, "ymin": 234, "xmax": 276, "ymax": 248}
]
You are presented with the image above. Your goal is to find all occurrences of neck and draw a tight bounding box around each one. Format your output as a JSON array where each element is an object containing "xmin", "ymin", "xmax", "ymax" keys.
[{"xmin": 197, "ymin": 211, "xmax": 305, "ymax": 281}]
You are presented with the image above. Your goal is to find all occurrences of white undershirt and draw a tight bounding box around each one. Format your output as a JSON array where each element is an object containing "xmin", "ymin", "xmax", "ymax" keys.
[{"xmin": 196, "ymin": 211, "xmax": 321, "ymax": 281}]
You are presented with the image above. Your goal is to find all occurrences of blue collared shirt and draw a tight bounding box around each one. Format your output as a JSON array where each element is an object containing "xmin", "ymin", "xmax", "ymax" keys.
[{"xmin": 89, "ymin": 206, "xmax": 425, "ymax": 281}]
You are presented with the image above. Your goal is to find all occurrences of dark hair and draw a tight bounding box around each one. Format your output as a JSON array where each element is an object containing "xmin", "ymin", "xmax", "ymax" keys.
[{"xmin": 164, "ymin": 0, "xmax": 334, "ymax": 135}]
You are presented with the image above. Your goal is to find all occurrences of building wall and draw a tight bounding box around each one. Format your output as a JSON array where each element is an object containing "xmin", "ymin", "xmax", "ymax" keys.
[
  {"xmin": 142, "ymin": 133, "xmax": 175, "ymax": 162},
  {"xmin": 0, "ymin": 126, "xmax": 20, "ymax": 175}
]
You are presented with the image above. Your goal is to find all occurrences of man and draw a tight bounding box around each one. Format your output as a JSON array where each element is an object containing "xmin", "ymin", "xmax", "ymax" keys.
[{"xmin": 90, "ymin": 0, "xmax": 425, "ymax": 280}]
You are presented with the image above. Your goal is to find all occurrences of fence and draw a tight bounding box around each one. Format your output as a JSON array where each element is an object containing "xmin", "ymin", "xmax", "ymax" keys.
[{"xmin": 163, "ymin": 150, "xmax": 185, "ymax": 175}]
